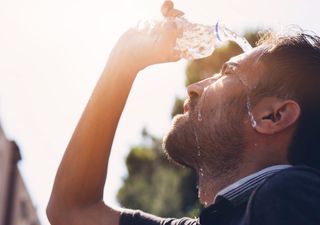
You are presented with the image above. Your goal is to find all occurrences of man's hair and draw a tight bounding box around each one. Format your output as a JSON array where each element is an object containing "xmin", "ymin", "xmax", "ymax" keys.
[{"xmin": 254, "ymin": 28, "xmax": 320, "ymax": 169}]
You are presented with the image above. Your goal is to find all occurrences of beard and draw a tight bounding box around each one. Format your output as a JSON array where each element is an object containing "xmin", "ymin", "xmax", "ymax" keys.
[{"xmin": 163, "ymin": 93, "xmax": 247, "ymax": 178}]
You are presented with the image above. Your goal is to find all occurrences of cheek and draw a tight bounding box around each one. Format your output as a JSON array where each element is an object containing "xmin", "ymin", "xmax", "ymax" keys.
[
  {"xmin": 202, "ymin": 84, "xmax": 246, "ymax": 121},
  {"xmin": 202, "ymin": 85, "xmax": 230, "ymax": 108},
  {"xmin": 201, "ymin": 93, "xmax": 225, "ymax": 122}
]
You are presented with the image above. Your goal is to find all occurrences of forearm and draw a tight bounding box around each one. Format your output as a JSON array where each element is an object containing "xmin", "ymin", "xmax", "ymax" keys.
[
  {"xmin": 47, "ymin": 3, "xmax": 181, "ymax": 223},
  {"xmin": 48, "ymin": 58, "xmax": 137, "ymax": 216}
]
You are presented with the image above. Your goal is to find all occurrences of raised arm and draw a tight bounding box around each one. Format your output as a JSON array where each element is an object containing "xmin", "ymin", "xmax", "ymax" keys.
[{"xmin": 46, "ymin": 2, "xmax": 183, "ymax": 225}]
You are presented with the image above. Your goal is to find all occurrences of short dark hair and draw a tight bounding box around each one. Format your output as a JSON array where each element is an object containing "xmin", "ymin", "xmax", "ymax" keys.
[{"xmin": 255, "ymin": 28, "xmax": 320, "ymax": 169}]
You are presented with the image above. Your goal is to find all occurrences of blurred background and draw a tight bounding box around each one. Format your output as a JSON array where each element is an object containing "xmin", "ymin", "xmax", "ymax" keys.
[{"xmin": 0, "ymin": 0, "xmax": 319, "ymax": 224}]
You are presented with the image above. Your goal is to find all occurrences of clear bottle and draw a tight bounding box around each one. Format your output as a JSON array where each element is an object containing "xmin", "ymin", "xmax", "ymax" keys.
[{"xmin": 175, "ymin": 17, "xmax": 252, "ymax": 60}]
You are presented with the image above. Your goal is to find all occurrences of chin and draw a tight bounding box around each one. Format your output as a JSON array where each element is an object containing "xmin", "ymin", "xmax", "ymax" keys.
[
  {"xmin": 162, "ymin": 113, "xmax": 198, "ymax": 169},
  {"xmin": 164, "ymin": 113, "xmax": 189, "ymax": 142}
]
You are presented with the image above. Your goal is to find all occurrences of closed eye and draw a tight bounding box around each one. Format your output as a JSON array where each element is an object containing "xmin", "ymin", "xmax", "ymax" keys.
[{"xmin": 221, "ymin": 62, "xmax": 239, "ymax": 76}]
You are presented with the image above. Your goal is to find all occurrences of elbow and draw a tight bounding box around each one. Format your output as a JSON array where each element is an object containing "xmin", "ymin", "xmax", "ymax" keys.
[
  {"xmin": 46, "ymin": 200, "xmax": 70, "ymax": 225},
  {"xmin": 46, "ymin": 202, "xmax": 61, "ymax": 225}
]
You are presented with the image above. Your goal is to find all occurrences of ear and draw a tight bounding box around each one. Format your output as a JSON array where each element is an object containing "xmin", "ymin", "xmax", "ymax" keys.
[{"xmin": 253, "ymin": 97, "xmax": 301, "ymax": 134}]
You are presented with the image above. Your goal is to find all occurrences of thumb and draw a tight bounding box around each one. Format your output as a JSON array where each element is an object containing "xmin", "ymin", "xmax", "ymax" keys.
[{"xmin": 161, "ymin": 0, "xmax": 174, "ymax": 17}]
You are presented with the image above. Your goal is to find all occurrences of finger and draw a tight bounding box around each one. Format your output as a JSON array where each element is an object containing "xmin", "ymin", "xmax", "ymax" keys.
[
  {"xmin": 166, "ymin": 8, "xmax": 185, "ymax": 18},
  {"xmin": 161, "ymin": 0, "xmax": 174, "ymax": 17}
]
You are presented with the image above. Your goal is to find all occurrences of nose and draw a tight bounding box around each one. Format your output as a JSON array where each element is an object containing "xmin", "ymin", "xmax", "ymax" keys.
[{"xmin": 187, "ymin": 82, "xmax": 205, "ymax": 98}]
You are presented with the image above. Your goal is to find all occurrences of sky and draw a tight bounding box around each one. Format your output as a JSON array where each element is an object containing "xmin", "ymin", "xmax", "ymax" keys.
[{"xmin": 0, "ymin": 0, "xmax": 320, "ymax": 224}]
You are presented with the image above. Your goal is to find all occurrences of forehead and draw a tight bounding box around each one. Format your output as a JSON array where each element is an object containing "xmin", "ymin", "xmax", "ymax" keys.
[
  {"xmin": 229, "ymin": 46, "xmax": 265, "ymax": 69},
  {"xmin": 227, "ymin": 47, "xmax": 266, "ymax": 89}
]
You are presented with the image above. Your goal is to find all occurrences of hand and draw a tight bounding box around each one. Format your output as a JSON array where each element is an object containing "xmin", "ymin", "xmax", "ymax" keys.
[{"xmin": 108, "ymin": 1, "xmax": 184, "ymax": 73}]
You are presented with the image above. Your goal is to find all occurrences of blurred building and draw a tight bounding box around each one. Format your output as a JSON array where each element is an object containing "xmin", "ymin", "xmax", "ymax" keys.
[{"xmin": 0, "ymin": 125, "xmax": 41, "ymax": 225}]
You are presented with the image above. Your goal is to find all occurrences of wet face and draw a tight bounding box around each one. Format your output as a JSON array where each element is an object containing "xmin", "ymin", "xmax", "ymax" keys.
[{"xmin": 163, "ymin": 48, "xmax": 264, "ymax": 177}]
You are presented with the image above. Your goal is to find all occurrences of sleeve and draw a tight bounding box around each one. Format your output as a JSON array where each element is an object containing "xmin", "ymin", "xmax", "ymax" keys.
[
  {"xmin": 244, "ymin": 167, "xmax": 320, "ymax": 225},
  {"xmin": 120, "ymin": 209, "xmax": 199, "ymax": 225}
]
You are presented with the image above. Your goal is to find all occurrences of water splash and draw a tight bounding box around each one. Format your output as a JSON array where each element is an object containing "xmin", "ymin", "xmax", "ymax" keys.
[
  {"xmin": 197, "ymin": 89, "xmax": 205, "ymax": 122},
  {"xmin": 197, "ymin": 86, "xmax": 210, "ymax": 122},
  {"xmin": 235, "ymin": 70, "xmax": 258, "ymax": 130},
  {"xmin": 215, "ymin": 22, "xmax": 252, "ymax": 52},
  {"xmin": 246, "ymin": 97, "xmax": 257, "ymax": 128},
  {"xmin": 194, "ymin": 129, "xmax": 201, "ymax": 157}
]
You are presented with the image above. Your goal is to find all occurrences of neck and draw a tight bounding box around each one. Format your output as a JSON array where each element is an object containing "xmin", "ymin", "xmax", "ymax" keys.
[
  {"xmin": 196, "ymin": 135, "xmax": 291, "ymax": 207},
  {"xmin": 197, "ymin": 170, "xmax": 238, "ymax": 207}
]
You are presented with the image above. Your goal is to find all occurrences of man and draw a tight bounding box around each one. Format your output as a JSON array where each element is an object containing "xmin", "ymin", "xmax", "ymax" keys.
[{"xmin": 47, "ymin": 1, "xmax": 320, "ymax": 225}]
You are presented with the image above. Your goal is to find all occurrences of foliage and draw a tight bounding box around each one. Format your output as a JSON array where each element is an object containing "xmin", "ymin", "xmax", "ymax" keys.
[{"xmin": 117, "ymin": 131, "xmax": 200, "ymax": 217}]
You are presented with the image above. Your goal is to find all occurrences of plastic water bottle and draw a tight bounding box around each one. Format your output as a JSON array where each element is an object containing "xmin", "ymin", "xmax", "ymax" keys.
[{"xmin": 175, "ymin": 17, "xmax": 252, "ymax": 60}]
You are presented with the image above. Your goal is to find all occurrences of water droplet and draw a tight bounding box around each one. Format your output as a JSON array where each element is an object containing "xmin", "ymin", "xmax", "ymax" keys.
[
  {"xmin": 197, "ymin": 111, "xmax": 203, "ymax": 121},
  {"xmin": 197, "ymin": 144, "xmax": 201, "ymax": 156},
  {"xmin": 246, "ymin": 97, "xmax": 258, "ymax": 129},
  {"xmin": 194, "ymin": 129, "xmax": 201, "ymax": 157},
  {"xmin": 194, "ymin": 131, "xmax": 200, "ymax": 144},
  {"xmin": 199, "ymin": 168, "xmax": 204, "ymax": 177},
  {"xmin": 248, "ymin": 111, "xmax": 257, "ymax": 128},
  {"xmin": 197, "ymin": 87, "xmax": 209, "ymax": 122}
]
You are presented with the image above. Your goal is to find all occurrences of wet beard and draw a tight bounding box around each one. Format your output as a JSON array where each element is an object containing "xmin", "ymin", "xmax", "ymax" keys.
[
  {"xmin": 162, "ymin": 95, "xmax": 246, "ymax": 178},
  {"xmin": 163, "ymin": 113, "xmax": 200, "ymax": 168}
]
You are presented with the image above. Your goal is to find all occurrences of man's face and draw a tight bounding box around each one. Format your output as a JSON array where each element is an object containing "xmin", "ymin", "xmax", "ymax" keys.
[{"xmin": 163, "ymin": 48, "xmax": 264, "ymax": 177}]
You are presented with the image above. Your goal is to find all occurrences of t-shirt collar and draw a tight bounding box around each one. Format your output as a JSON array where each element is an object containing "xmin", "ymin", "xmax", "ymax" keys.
[{"xmin": 214, "ymin": 164, "xmax": 292, "ymax": 206}]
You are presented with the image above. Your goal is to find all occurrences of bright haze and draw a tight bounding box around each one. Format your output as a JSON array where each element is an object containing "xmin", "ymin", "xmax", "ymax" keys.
[{"xmin": 0, "ymin": 0, "xmax": 319, "ymax": 224}]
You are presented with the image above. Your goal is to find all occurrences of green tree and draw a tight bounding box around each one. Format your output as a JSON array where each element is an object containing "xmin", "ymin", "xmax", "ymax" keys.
[
  {"xmin": 117, "ymin": 31, "xmax": 261, "ymax": 217},
  {"xmin": 117, "ymin": 129, "xmax": 200, "ymax": 217}
]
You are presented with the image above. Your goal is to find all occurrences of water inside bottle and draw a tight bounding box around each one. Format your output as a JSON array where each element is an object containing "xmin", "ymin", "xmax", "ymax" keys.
[
  {"xmin": 175, "ymin": 19, "xmax": 253, "ymax": 60},
  {"xmin": 175, "ymin": 18, "xmax": 216, "ymax": 60}
]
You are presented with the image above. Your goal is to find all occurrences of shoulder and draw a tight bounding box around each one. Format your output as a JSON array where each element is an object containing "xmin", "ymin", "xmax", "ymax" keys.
[
  {"xmin": 255, "ymin": 165, "xmax": 320, "ymax": 193},
  {"xmin": 244, "ymin": 166, "xmax": 320, "ymax": 225}
]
